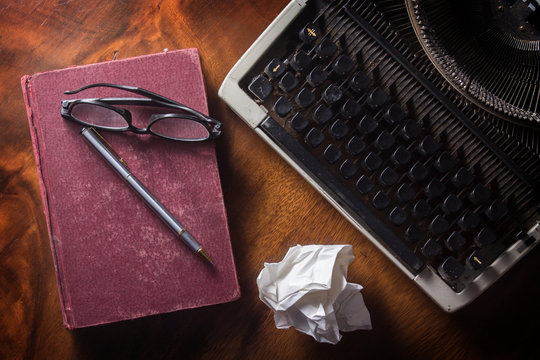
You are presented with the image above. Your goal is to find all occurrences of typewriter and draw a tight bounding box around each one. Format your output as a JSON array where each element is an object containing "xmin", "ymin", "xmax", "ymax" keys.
[{"xmin": 219, "ymin": 0, "xmax": 540, "ymax": 311}]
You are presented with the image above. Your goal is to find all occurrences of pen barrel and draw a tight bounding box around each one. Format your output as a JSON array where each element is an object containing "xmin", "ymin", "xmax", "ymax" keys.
[
  {"xmin": 124, "ymin": 175, "xmax": 201, "ymax": 252},
  {"xmin": 80, "ymin": 127, "xmax": 201, "ymax": 252}
]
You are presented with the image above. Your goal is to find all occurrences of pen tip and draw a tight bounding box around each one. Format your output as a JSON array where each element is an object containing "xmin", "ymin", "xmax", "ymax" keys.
[{"xmin": 197, "ymin": 248, "xmax": 214, "ymax": 266}]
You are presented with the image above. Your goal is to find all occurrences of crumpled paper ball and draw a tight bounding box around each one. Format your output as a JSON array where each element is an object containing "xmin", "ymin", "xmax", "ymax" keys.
[{"xmin": 256, "ymin": 244, "xmax": 372, "ymax": 344}]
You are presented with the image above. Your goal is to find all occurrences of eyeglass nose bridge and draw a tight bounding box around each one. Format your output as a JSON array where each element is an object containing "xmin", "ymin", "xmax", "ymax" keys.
[{"xmin": 128, "ymin": 125, "xmax": 149, "ymax": 134}]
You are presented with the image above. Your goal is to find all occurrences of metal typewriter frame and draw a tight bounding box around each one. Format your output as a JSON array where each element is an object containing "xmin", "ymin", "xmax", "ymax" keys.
[{"xmin": 218, "ymin": 0, "xmax": 539, "ymax": 312}]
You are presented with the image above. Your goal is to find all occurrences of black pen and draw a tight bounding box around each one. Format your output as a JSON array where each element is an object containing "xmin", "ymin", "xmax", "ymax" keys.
[{"xmin": 80, "ymin": 127, "xmax": 214, "ymax": 265}]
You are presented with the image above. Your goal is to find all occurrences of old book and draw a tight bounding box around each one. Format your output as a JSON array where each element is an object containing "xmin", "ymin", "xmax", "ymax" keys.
[{"xmin": 21, "ymin": 49, "xmax": 240, "ymax": 329}]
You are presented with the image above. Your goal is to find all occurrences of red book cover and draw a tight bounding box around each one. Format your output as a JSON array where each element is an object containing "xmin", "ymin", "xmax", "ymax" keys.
[{"xmin": 21, "ymin": 49, "xmax": 240, "ymax": 329}]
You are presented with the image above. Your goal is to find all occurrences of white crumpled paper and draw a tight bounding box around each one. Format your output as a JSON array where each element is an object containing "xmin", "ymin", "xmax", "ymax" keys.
[{"xmin": 256, "ymin": 244, "xmax": 371, "ymax": 344}]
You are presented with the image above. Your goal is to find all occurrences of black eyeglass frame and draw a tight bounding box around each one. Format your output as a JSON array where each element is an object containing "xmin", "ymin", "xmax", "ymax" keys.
[{"xmin": 61, "ymin": 83, "xmax": 222, "ymax": 141}]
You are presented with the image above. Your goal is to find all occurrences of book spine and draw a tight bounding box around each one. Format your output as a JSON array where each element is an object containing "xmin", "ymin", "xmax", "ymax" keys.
[{"xmin": 20, "ymin": 75, "xmax": 75, "ymax": 329}]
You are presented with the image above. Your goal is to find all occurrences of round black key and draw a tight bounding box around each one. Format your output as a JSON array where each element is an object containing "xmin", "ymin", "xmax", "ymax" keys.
[
  {"xmin": 458, "ymin": 211, "xmax": 480, "ymax": 231},
  {"xmin": 379, "ymin": 167, "xmax": 398, "ymax": 187},
  {"xmin": 333, "ymin": 54, "xmax": 354, "ymax": 76},
  {"xmin": 424, "ymin": 178, "xmax": 445, "ymax": 199},
  {"xmin": 356, "ymin": 175, "xmax": 374, "ymax": 194},
  {"xmin": 485, "ymin": 200, "xmax": 508, "ymax": 222},
  {"xmin": 405, "ymin": 224, "xmax": 425, "ymax": 243},
  {"xmin": 408, "ymin": 162, "xmax": 428, "ymax": 182},
  {"xmin": 434, "ymin": 151, "xmax": 456, "ymax": 173},
  {"xmin": 323, "ymin": 144, "xmax": 342, "ymax": 164},
  {"xmin": 389, "ymin": 206, "xmax": 407, "ymax": 226},
  {"xmin": 441, "ymin": 194, "xmax": 462, "ymax": 214},
  {"xmin": 384, "ymin": 103, "xmax": 405, "ymax": 125},
  {"xmin": 316, "ymin": 38, "xmax": 338, "ymax": 60},
  {"xmin": 329, "ymin": 119, "xmax": 349, "ymax": 140},
  {"xmin": 347, "ymin": 136, "xmax": 365, "ymax": 155},
  {"xmin": 322, "ymin": 84, "xmax": 343, "ymax": 104},
  {"xmin": 306, "ymin": 66, "xmax": 327, "ymax": 87},
  {"xmin": 474, "ymin": 227, "xmax": 496, "ymax": 246},
  {"xmin": 372, "ymin": 191, "xmax": 390, "ymax": 210},
  {"xmin": 452, "ymin": 168, "xmax": 474, "ymax": 188},
  {"xmin": 357, "ymin": 115, "xmax": 378, "ymax": 135},
  {"xmin": 430, "ymin": 215, "xmax": 450, "ymax": 235},
  {"xmin": 290, "ymin": 50, "xmax": 312, "ymax": 72},
  {"xmin": 375, "ymin": 131, "xmax": 395, "ymax": 151},
  {"xmin": 396, "ymin": 183, "xmax": 415, "ymax": 203},
  {"xmin": 265, "ymin": 58, "xmax": 286, "ymax": 79},
  {"xmin": 417, "ymin": 135, "xmax": 441, "ymax": 157},
  {"xmin": 363, "ymin": 152, "xmax": 382, "ymax": 172},
  {"xmin": 421, "ymin": 239, "xmax": 443, "ymax": 259},
  {"xmin": 313, "ymin": 104, "xmax": 333, "ymax": 125},
  {"xmin": 273, "ymin": 97, "xmax": 292, "ymax": 117},
  {"xmin": 290, "ymin": 113, "xmax": 309, "ymax": 132},
  {"xmin": 340, "ymin": 99, "xmax": 360, "ymax": 120},
  {"xmin": 392, "ymin": 146, "xmax": 411, "ymax": 166},
  {"xmin": 467, "ymin": 250, "xmax": 487, "ymax": 270},
  {"xmin": 366, "ymin": 87, "xmax": 388, "ymax": 109},
  {"xmin": 412, "ymin": 199, "xmax": 431, "ymax": 219},
  {"xmin": 299, "ymin": 23, "xmax": 320, "ymax": 43},
  {"xmin": 295, "ymin": 87, "xmax": 315, "ymax": 108},
  {"xmin": 445, "ymin": 231, "xmax": 467, "ymax": 252},
  {"xmin": 305, "ymin": 128, "xmax": 325, "ymax": 148},
  {"xmin": 438, "ymin": 256, "xmax": 465, "ymax": 281},
  {"xmin": 400, "ymin": 120, "xmax": 421, "ymax": 141},
  {"xmin": 248, "ymin": 75, "xmax": 273, "ymax": 101},
  {"xmin": 340, "ymin": 159, "xmax": 359, "ymax": 179},
  {"xmin": 279, "ymin": 72, "xmax": 299, "ymax": 92},
  {"xmin": 349, "ymin": 71, "xmax": 370, "ymax": 92},
  {"xmin": 468, "ymin": 184, "xmax": 491, "ymax": 205}
]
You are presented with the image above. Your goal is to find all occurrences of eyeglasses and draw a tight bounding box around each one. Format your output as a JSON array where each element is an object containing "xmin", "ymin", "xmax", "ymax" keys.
[{"xmin": 61, "ymin": 83, "xmax": 222, "ymax": 141}]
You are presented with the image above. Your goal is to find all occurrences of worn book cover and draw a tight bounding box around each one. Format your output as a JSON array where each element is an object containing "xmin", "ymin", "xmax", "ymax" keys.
[{"xmin": 21, "ymin": 49, "xmax": 240, "ymax": 329}]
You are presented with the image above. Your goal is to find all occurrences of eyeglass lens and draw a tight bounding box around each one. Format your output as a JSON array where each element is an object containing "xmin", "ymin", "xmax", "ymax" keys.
[
  {"xmin": 71, "ymin": 103, "xmax": 128, "ymax": 128},
  {"xmin": 150, "ymin": 116, "xmax": 210, "ymax": 140}
]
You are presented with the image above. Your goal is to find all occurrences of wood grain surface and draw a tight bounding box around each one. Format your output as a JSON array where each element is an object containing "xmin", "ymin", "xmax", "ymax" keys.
[{"xmin": 1, "ymin": 0, "xmax": 538, "ymax": 359}]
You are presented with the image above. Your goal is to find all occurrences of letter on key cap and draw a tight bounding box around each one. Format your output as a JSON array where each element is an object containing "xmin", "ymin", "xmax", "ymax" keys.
[
  {"xmin": 307, "ymin": 66, "xmax": 327, "ymax": 87},
  {"xmin": 248, "ymin": 75, "xmax": 273, "ymax": 101},
  {"xmin": 388, "ymin": 206, "xmax": 407, "ymax": 226},
  {"xmin": 349, "ymin": 71, "xmax": 370, "ymax": 92},
  {"xmin": 316, "ymin": 38, "xmax": 338, "ymax": 60},
  {"xmin": 366, "ymin": 87, "xmax": 388, "ymax": 109},
  {"xmin": 295, "ymin": 87, "xmax": 315, "ymax": 108},
  {"xmin": 421, "ymin": 238, "xmax": 442, "ymax": 259},
  {"xmin": 265, "ymin": 58, "xmax": 286, "ymax": 79},
  {"xmin": 313, "ymin": 104, "xmax": 333, "ymax": 125},
  {"xmin": 333, "ymin": 54, "xmax": 354, "ymax": 76},
  {"xmin": 273, "ymin": 97, "xmax": 292, "ymax": 117},
  {"xmin": 291, "ymin": 50, "xmax": 312, "ymax": 72},
  {"xmin": 322, "ymin": 84, "xmax": 342, "ymax": 104},
  {"xmin": 305, "ymin": 128, "xmax": 325, "ymax": 148},
  {"xmin": 438, "ymin": 256, "xmax": 464, "ymax": 282},
  {"xmin": 384, "ymin": 103, "xmax": 406, "ymax": 125},
  {"xmin": 405, "ymin": 224, "xmax": 425, "ymax": 243},
  {"xmin": 474, "ymin": 227, "xmax": 496, "ymax": 246},
  {"xmin": 329, "ymin": 119, "xmax": 349, "ymax": 140},
  {"xmin": 339, "ymin": 159, "xmax": 358, "ymax": 179},
  {"xmin": 430, "ymin": 215, "xmax": 450, "ymax": 235},
  {"xmin": 445, "ymin": 231, "xmax": 466, "ymax": 252},
  {"xmin": 299, "ymin": 23, "xmax": 320, "ymax": 43},
  {"xmin": 279, "ymin": 72, "xmax": 299, "ymax": 92}
]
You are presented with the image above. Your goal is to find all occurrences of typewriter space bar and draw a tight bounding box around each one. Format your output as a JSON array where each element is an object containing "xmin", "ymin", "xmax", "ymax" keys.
[{"xmin": 260, "ymin": 116, "xmax": 424, "ymax": 275}]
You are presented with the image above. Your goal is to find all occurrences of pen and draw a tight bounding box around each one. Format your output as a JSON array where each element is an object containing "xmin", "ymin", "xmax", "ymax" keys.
[{"xmin": 80, "ymin": 127, "xmax": 214, "ymax": 266}]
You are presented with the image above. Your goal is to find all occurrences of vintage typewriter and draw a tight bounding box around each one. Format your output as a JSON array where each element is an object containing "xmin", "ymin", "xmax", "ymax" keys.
[{"xmin": 219, "ymin": 0, "xmax": 540, "ymax": 311}]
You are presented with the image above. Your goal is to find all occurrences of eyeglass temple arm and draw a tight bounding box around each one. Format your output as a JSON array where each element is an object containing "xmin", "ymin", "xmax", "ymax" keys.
[
  {"xmin": 64, "ymin": 83, "xmax": 222, "ymax": 127},
  {"xmin": 64, "ymin": 83, "xmax": 184, "ymax": 108}
]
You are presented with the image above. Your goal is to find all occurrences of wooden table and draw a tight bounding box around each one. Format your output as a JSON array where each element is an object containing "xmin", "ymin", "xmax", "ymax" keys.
[{"xmin": 1, "ymin": 1, "xmax": 539, "ymax": 358}]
